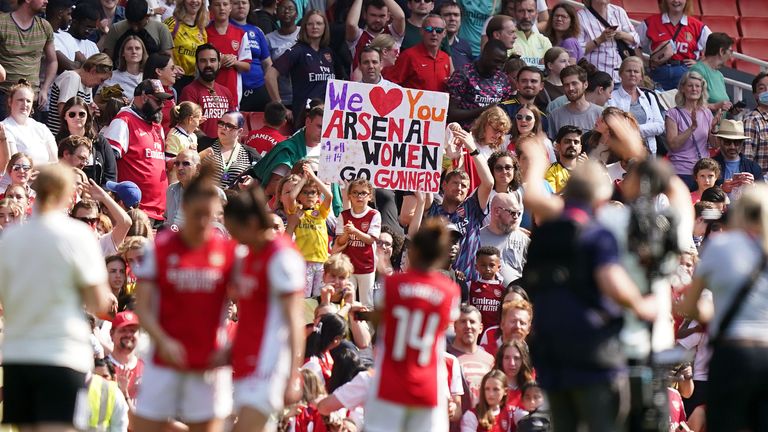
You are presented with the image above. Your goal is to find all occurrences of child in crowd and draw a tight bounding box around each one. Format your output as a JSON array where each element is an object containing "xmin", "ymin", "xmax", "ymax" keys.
[
  {"xmin": 460, "ymin": 369, "xmax": 511, "ymax": 432},
  {"xmin": 286, "ymin": 164, "xmax": 333, "ymax": 297},
  {"xmin": 469, "ymin": 246, "xmax": 505, "ymax": 330},
  {"xmin": 334, "ymin": 179, "xmax": 381, "ymax": 307},
  {"xmin": 318, "ymin": 253, "xmax": 355, "ymax": 306},
  {"xmin": 514, "ymin": 381, "xmax": 547, "ymax": 423},
  {"xmin": 245, "ymin": 101, "xmax": 288, "ymax": 156},
  {"xmin": 0, "ymin": 198, "xmax": 23, "ymax": 232},
  {"xmin": 690, "ymin": 158, "xmax": 720, "ymax": 203}
]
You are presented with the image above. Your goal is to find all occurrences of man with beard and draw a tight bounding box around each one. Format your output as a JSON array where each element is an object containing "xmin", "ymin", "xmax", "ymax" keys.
[
  {"xmin": 447, "ymin": 39, "xmax": 514, "ymax": 129},
  {"xmin": 512, "ymin": 0, "xmax": 551, "ymax": 68},
  {"xmin": 545, "ymin": 125, "xmax": 587, "ymax": 193},
  {"xmin": 548, "ymin": 64, "xmax": 603, "ymax": 138},
  {"xmin": 712, "ymin": 119, "xmax": 762, "ymax": 196},
  {"xmin": 345, "ymin": 0, "xmax": 405, "ymax": 71},
  {"xmin": 104, "ymin": 79, "xmax": 171, "ymax": 225},
  {"xmin": 181, "ymin": 44, "xmax": 236, "ymax": 146},
  {"xmin": 478, "ymin": 192, "xmax": 530, "ymax": 285},
  {"xmin": 107, "ymin": 310, "xmax": 144, "ymax": 408},
  {"xmin": 447, "ymin": 304, "xmax": 495, "ymax": 427},
  {"xmin": 54, "ymin": 4, "xmax": 100, "ymax": 72},
  {"xmin": 500, "ymin": 66, "xmax": 549, "ymax": 129}
]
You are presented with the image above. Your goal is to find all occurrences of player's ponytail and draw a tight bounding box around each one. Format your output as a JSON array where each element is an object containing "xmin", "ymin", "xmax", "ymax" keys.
[{"xmin": 409, "ymin": 217, "xmax": 451, "ymax": 270}]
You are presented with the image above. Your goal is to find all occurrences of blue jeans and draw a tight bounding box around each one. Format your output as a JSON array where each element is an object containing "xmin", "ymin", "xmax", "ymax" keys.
[{"xmin": 650, "ymin": 63, "xmax": 688, "ymax": 91}]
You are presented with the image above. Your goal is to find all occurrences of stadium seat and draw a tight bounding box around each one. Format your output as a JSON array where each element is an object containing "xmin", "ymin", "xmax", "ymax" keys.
[
  {"xmin": 240, "ymin": 112, "xmax": 293, "ymax": 141},
  {"xmin": 703, "ymin": 16, "xmax": 739, "ymax": 38},
  {"xmin": 739, "ymin": 0, "xmax": 768, "ymax": 18},
  {"xmin": 735, "ymin": 38, "xmax": 768, "ymax": 76},
  {"xmin": 699, "ymin": 0, "xmax": 738, "ymax": 17},
  {"xmin": 610, "ymin": 0, "xmax": 625, "ymax": 9},
  {"xmin": 739, "ymin": 17, "xmax": 768, "ymax": 39},
  {"xmin": 621, "ymin": 0, "xmax": 657, "ymax": 15},
  {"xmin": 627, "ymin": 12, "xmax": 654, "ymax": 22}
]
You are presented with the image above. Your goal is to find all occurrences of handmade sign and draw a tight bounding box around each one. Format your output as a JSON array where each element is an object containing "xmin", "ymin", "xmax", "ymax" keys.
[{"xmin": 319, "ymin": 80, "xmax": 448, "ymax": 192}]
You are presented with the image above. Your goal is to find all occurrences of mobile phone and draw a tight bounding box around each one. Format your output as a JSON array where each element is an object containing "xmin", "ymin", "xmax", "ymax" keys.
[
  {"xmin": 734, "ymin": 101, "xmax": 747, "ymax": 109},
  {"xmin": 354, "ymin": 311, "xmax": 373, "ymax": 321},
  {"xmin": 608, "ymin": 25, "xmax": 618, "ymax": 30}
]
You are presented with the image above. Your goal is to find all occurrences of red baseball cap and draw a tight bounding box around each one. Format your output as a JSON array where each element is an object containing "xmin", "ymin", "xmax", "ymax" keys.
[{"xmin": 112, "ymin": 311, "xmax": 140, "ymax": 329}]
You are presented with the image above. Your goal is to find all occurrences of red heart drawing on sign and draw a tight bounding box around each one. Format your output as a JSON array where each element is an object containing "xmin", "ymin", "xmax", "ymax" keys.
[{"xmin": 369, "ymin": 87, "xmax": 403, "ymax": 117}]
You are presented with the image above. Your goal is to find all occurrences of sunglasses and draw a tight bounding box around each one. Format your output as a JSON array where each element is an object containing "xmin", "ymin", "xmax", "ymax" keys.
[
  {"xmin": 499, "ymin": 208, "xmax": 522, "ymax": 218},
  {"xmin": 217, "ymin": 120, "xmax": 239, "ymax": 131},
  {"xmin": 493, "ymin": 164, "xmax": 515, "ymax": 172},
  {"xmin": 516, "ymin": 114, "xmax": 534, "ymax": 121},
  {"xmin": 423, "ymin": 26, "xmax": 444, "ymax": 34},
  {"xmin": 174, "ymin": 160, "xmax": 193, "ymax": 167},
  {"xmin": 413, "ymin": 0, "xmax": 434, "ymax": 3},
  {"xmin": 11, "ymin": 164, "xmax": 31, "ymax": 172},
  {"xmin": 350, "ymin": 191, "xmax": 370, "ymax": 197},
  {"xmin": 76, "ymin": 216, "xmax": 99, "ymax": 225},
  {"xmin": 67, "ymin": 111, "xmax": 87, "ymax": 119}
]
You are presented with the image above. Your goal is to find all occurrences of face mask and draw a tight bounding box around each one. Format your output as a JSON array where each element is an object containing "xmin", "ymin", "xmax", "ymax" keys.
[{"xmin": 759, "ymin": 91, "xmax": 768, "ymax": 106}]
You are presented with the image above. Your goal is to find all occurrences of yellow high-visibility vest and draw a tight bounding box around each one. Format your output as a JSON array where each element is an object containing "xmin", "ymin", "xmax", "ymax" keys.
[{"xmin": 87, "ymin": 374, "xmax": 118, "ymax": 432}]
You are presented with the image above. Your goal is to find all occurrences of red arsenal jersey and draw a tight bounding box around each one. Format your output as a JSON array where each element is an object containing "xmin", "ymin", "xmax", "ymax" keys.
[
  {"xmin": 643, "ymin": 14, "xmax": 707, "ymax": 61},
  {"xmin": 338, "ymin": 207, "xmax": 381, "ymax": 274},
  {"xmin": 231, "ymin": 236, "xmax": 305, "ymax": 379},
  {"xmin": 375, "ymin": 270, "xmax": 460, "ymax": 407},
  {"xmin": 469, "ymin": 279, "xmax": 504, "ymax": 330},
  {"xmin": 137, "ymin": 229, "xmax": 238, "ymax": 370},
  {"xmin": 103, "ymin": 107, "xmax": 169, "ymax": 220},
  {"xmin": 244, "ymin": 125, "xmax": 286, "ymax": 157},
  {"xmin": 180, "ymin": 79, "xmax": 236, "ymax": 138},
  {"xmin": 206, "ymin": 23, "xmax": 251, "ymax": 107}
]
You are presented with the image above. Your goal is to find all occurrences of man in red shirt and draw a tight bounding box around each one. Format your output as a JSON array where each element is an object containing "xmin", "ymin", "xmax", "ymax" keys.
[
  {"xmin": 244, "ymin": 100, "xmax": 287, "ymax": 157},
  {"xmin": 103, "ymin": 79, "xmax": 171, "ymax": 224},
  {"xmin": 107, "ymin": 311, "xmax": 144, "ymax": 408},
  {"xmin": 180, "ymin": 43, "xmax": 236, "ymax": 145},
  {"xmin": 387, "ymin": 13, "xmax": 453, "ymax": 92}
]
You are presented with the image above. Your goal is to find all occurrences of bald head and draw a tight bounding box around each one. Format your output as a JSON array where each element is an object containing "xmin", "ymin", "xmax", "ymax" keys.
[{"xmin": 490, "ymin": 192, "xmax": 523, "ymax": 234}]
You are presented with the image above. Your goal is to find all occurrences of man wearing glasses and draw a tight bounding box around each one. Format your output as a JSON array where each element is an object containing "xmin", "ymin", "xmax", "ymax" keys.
[
  {"xmin": 388, "ymin": 14, "xmax": 453, "ymax": 92},
  {"xmin": 712, "ymin": 119, "xmax": 763, "ymax": 199},
  {"xmin": 478, "ymin": 192, "xmax": 529, "ymax": 284},
  {"xmin": 104, "ymin": 78, "xmax": 172, "ymax": 226}
]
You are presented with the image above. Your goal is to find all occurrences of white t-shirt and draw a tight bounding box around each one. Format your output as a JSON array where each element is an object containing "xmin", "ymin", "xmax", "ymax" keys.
[
  {"xmin": 334, "ymin": 370, "xmax": 373, "ymax": 409},
  {"xmin": 102, "ymin": 71, "xmax": 143, "ymax": 100},
  {"xmin": 1, "ymin": 116, "xmax": 57, "ymax": 166},
  {"xmin": 54, "ymin": 30, "xmax": 100, "ymax": 61},
  {"xmin": 0, "ymin": 213, "xmax": 108, "ymax": 373}
]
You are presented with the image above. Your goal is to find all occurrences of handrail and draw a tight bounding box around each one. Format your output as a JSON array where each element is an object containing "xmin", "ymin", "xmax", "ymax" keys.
[
  {"xmin": 559, "ymin": 0, "xmax": 768, "ymax": 72},
  {"xmin": 724, "ymin": 77, "xmax": 753, "ymax": 102}
]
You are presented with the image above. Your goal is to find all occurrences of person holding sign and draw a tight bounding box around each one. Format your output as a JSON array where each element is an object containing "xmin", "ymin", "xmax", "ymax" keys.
[
  {"xmin": 427, "ymin": 124, "xmax": 494, "ymax": 282},
  {"xmin": 285, "ymin": 163, "xmax": 334, "ymax": 297}
]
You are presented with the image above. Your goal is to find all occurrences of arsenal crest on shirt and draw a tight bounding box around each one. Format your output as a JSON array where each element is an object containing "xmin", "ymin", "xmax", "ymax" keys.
[
  {"xmin": 231, "ymin": 40, "xmax": 240, "ymax": 51},
  {"xmin": 324, "ymin": 52, "xmax": 333, "ymax": 63}
]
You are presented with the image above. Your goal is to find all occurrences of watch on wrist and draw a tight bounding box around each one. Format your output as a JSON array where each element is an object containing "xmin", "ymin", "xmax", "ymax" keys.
[{"xmin": 469, "ymin": 149, "xmax": 480, "ymax": 156}]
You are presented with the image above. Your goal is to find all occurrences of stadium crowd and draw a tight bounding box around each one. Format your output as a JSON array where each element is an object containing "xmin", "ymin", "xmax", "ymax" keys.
[{"xmin": 0, "ymin": 0, "xmax": 767, "ymax": 430}]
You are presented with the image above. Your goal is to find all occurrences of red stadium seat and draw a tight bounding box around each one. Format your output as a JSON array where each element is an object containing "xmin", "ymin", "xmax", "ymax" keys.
[
  {"xmin": 622, "ymin": 0, "xmax": 657, "ymax": 14},
  {"xmin": 735, "ymin": 38, "xmax": 768, "ymax": 76},
  {"xmin": 739, "ymin": 0, "xmax": 768, "ymax": 18},
  {"xmin": 739, "ymin": 17, "xmax": 768, "ymax": 39},
  {"xmin": 627, "ymin": 12, "xmax": 654, "ymax": 22},
  {"xmin": 610, "ymin": 0, "xmax": 625, "ymax": 9},
  {"xmin": 703, "ymin": 16, "xmax": 739, "ymax": 38},
  {"xmin": 699, "ymin": 0, "xmax": 738, "ymax": 17}
]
